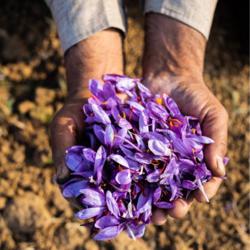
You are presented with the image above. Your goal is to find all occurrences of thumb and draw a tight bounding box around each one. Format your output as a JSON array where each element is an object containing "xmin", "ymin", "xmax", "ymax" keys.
[{"xmin": 202, "ymin": 104, "xmax": 228, "ymax": 177}]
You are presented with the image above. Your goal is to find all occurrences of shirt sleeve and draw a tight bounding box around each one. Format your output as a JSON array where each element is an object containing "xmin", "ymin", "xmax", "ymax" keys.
[
  {"xmin": 144, "ymin": 0, "xmax": 218, "ymax": 39},
  {"xmin": 45, "ymin": 0, "xmax": 126, "ymax": 52}
]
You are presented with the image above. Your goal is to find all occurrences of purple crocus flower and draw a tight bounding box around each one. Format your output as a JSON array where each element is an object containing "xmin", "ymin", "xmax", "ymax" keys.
[{"xmin": 60, "ymin": 74, "xmax": 229, "ymax": 241}]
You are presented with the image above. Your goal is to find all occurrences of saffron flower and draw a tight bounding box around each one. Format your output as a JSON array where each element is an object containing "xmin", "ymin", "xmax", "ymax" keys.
[{"xmin": 61, "ymin": 74, "xmax": 229, "ymax": 241}]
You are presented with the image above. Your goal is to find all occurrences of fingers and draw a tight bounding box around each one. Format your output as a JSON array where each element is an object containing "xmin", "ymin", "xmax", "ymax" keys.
[
  {"xmin": 194, "ymin": 176, "xmax": 223, "ymax": 202},
  {"xmin": 168, "ymin": 198, "xmax": 193, "ymax": 219},
  {"xmin": 152, "ymin": 197, "xmax": 193, "ymax": 225},
  {"xmin": 202, "ymin": 104, "xmax": 228, "ymax": 177},
  {"xmin": 152, "ymin": 208, "xmax": 168, "ymax": 225}
]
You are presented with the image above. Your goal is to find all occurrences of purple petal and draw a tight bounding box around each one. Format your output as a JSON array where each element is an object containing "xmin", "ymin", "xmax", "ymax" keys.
[
  {"xmin": 65, "ymin": 146, "xmax": 85, "ymax": 171},
  {"xmin": 153, "ymin": 187, "xmax": 162, "ymax": 203},
  {"xmin": 127, "ymin": 101, "xmax": 145, "ymax": 112},
  {"xmin": 109, "ymin": 154, "xmax": 129, "ymax": 168},
  {"xmin": 134, "ymin": 134, "xmax": 146, "ymax": 150},
  {"xmin": 147, "ymin": 101, "xmax": 168, "ymax": 120},
  {"xmin": 95, "ymin": 215, "xmax": 120, "ymax": 229},
  {"xmin": 82, "ymin": 148, "xmax": 96, "ymax": 162},
  {"xmin": 169, "ymin": 180, "xmax": 178, "ymax": 201},
  {"xmin": 182, "ymin": 180, "xmax": 197, "ymax": 190},
  {"xmin": 104, "ymin": 124, "xmax": 115, "ymax": 147},
  {"xmin": 163, "ymin": 94, "xmax": 181, "ymax": 115},
  {"xmin": 75, "ymin": 207, "xmax": 105, "ymax": 220},
  {"xmin": 93, "ymin": 124, "xmax": 105, "ymax": 144},
  {"xmin": 62, "ymin": 180, "xmax": 88, "ymax": 198},
  {"xmin": 91, "ymin": 103, "xmax": 111, "ymax": 124},
  {"xmin": 94, "ymin": 146, "xmax": 107, "ymax": 184},
  {"xmin": 148, "ymin": 139, "xmax": 171, "ymax": 156},
  {"xmin": 136, "ymin": 189, "xmax": 152, "ymax": 213},
  {"xmin": 128, "ymin": 152, "xmax": 151, "ymax": 164},
  {"xmin": 188, "ymin": 135, "xmax": 214, "ymax": 144},
  {"xmin": 119, "ymin": 145, "xmax": 133, "ymax": 157},
  {"xmin": 103, "ymin": 82, "xmax": 116, "ymax": 99},
  {"xmin": 106, "ymin": 191, "xmax": 120, "ymax": 217},
  {"xmin": 115, "ymin": 170, "xmax": 131, "ymax": 185},
  {"xmin": 94, "ymin": 225, "xmax": 123, "ymax": 241},
  {"xmin": 80, "ymin": 188, "xmax": 105, "ymax": 207},
  {"xmin": 223, "ymin": 157, "xmax": 229, "ymax": 165},
  {"xmin": 154, "ymin": 201, "xmax": 174, "ymax": 209},
  {"xmin": 137, "ymin": 82, "xmax": 151, "ymax": 97},
  {"xmin": 139, "ymin": 111, "xmax": 149, "ymax": 133},
  {"xmin": 146, "ymin": 170, "xmax": 161, "ymax": 183},
  {"xmin": 127, "ymin": 223, "xmax": 146, "ymax": 239},
  {"xmin": 116, "ymin": 78, "xmax": 135, "ymax": 91},
  {"xmin": 89, "ymin": 79, "xmax": 104, "ymax": 100},
  {"xmin": 118, "ymin": 118, "xmax": 132, "ymax": 129},
  {"xmin": 113, "ymin": 128, "xmax": 128, "ymax": 146}
]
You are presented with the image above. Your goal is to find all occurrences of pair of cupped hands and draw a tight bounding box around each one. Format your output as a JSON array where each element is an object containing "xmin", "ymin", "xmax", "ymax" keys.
[{"xmin": 49, "ymin": 14, "xmax": 228, "ymax": 224}]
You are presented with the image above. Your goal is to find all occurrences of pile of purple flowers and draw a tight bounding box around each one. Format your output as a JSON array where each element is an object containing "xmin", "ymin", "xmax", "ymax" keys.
[{"xmin": 61, "ymin": 74, "xmax": 218, "ymax": 240}]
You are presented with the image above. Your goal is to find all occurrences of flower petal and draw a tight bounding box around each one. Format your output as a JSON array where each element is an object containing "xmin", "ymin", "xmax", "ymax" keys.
[
  {"xmin": 116, "ymin": 78, "xmax": 135, "ymax": 91},
  {"xmin": 118, "ymin": 118, "xmax": 132, "ymax": 130},
  {"xmin": 127, "ymin": 101, "xmax": 145, "ymax": 112},
  {"xmin": 94, "ymin": 225, "xmax": 123, "ymax": 241},
  {"xmin": 146, "ymin": 170, "xmax": 161, "ymax": 183},
  {"xmin": 115, "ymin": 170, "xmax": 131, "ymax": 185},
  {"xmin": 82, "ymin": 148, "xmax": 96, "ymax": 162},
  {"xmin": 95, "ymin": 215, "xmax": 120, "ymax": 229},
  {"xmin": 91, "ymin": 103, "xmax": 111, "ymax": 124},
  {"xmin": 154, "ymin": 201, "xmax": 174, "ymax": 209},
  {"xmin": 75, "ymin": 207, "xmax": 105, "ymax": 220},
  {"xmin": 109, "ymin": 154, "xmax": 129, "ymax": 168},
  {"xmin": 148, "ymin": 139, "xmax": 171, "ymax": 156},
  {"xmin": 62, "ymin": 180, "xmax": 88, "ymax": 198},
  {"xmin": 65, "ymin": 146, "xmax": 85, "ymax": 171},
  {"xmin": 104, "ymin": 124, "xmax": 115, "ymax": 147},
  {"xmin": 127, "ymin": 223, "xmax": 146, "ymax": 239},
  {"xmin": 80, "ymin": 188, "xmax": 105, "ymax": 206},
  {"xmin": 94, "ymin": 146, "xmax": 107, "ymax": 184},
  {"xmin": 93, "ymin": 124, "xmax": 105, "ymax": 144},
  {"xmin": 136, "ymin": 189, "xmax": 152, "ymax": 213},
  {"xmin": 106, "ymin": 191, "xmax": 120, "ymax": 217},
  {"xmin": 163, "ymin": 94, "xmax": 181, "ymax": 115},
  {"xmin": 89, "ymin": 79, "xmax": 104, "ymax": 100},
  {"xmin": 139, "ymin": 111, "xmax": 149, "ymax": 133}
]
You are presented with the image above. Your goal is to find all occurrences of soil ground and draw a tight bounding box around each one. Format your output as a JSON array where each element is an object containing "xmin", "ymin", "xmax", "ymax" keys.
[{"xmin": 0, "ymin": 1, "xmax": 249, "ymax": 250}]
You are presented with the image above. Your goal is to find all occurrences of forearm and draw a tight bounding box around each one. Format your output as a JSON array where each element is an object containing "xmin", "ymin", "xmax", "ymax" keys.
[
  {"xmin": 64, "ymin": 29, "xmax": 123, "ymax": 99},
  {"xmin": 143, "ymin": 14, "xmax": 206, "ymax": 89}
]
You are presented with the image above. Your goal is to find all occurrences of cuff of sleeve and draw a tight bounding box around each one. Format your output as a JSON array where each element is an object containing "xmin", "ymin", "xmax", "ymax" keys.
[
  {"xmin": 144, "ymin": 0, "xmax": 218, "ymax": 39},
  {"xmin": 46, "ymin": 0, "xmax": 126, "ymax": 52}
]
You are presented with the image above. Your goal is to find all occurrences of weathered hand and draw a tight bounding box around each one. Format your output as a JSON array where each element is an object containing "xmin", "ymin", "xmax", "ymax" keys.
[
  {"xmin": 145, "ymin": 76, "xmax": 228, "ymax": 220},
  {"xmin": 49, "ymin": 28, "xmax": 123, "ymax": 208},
  {"xmin": 143, "ymin": 14, "xmax": 228, "ymax": 223},
  {"xmin": 49, "ymin": 97, "xmax": 87, "ymax": 208}
]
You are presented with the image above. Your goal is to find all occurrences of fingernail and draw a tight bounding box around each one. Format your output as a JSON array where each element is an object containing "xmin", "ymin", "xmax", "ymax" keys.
[{"xmin": 216, "ymin": 156, "xmax": 226, "ymax": 176}]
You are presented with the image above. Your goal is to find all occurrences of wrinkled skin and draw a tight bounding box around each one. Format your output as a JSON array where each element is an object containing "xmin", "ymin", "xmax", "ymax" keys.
[
  {"xmin": 143, "ymin": 14, "xmax": 228, "ymax": 223},
  {"xmin": 50, "ymin": 15, "xmax": 228, "ymax": 224}
]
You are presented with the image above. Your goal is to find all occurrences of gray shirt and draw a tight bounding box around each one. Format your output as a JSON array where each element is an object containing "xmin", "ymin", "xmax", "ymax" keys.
[{"xmin": 45, "ymin": 0, "xmax": 218, "ymax": 52}]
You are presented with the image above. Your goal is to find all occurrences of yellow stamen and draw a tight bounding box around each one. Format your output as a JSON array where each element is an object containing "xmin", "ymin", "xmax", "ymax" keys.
[
  {"xmin": 169, "ymin": 118, "xmax": 182, "ymax": 127},
  {"xmin": 191, "ymin": 128, "xmax": 196, "ymax": 134},
  {"xmin": 155, "ymin": 97, "xmax": 163, "ymax": 105}
]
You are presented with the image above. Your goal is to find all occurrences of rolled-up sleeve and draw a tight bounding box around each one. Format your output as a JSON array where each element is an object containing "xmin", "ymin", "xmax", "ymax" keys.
[
  {"xmin": 45, "ymin": 0, "xmax": 126, "ymax": 52},
  {"xmin": 144, "ymin": 0, "xmax": 218, "ymax": 39}
]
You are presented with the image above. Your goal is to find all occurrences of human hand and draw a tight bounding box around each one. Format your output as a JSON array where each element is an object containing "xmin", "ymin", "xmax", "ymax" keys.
[
  {"xmin": 143, "ymin": 14, "xmax": 228, "ymax": 223},
  {"xmin": 49, "ymin": 29, "xmax": 123, "ymax": 208}
]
